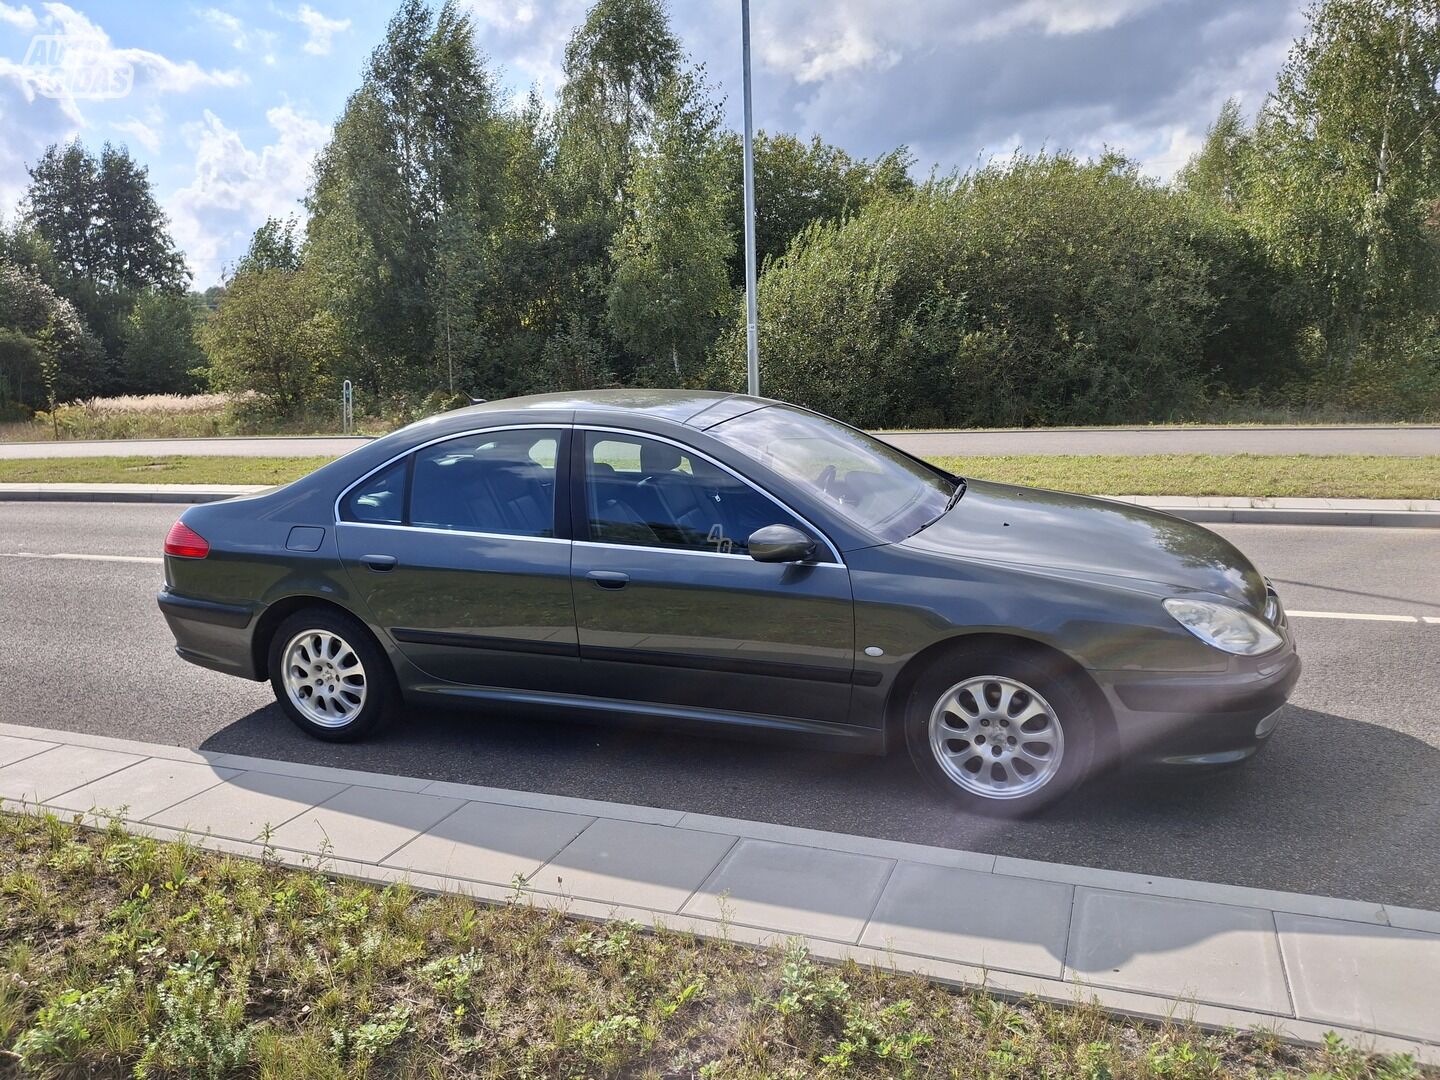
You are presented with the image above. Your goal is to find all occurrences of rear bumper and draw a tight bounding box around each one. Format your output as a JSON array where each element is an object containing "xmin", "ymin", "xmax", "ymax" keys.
[
  {"xmin": 1098, "ymin": 646, "xmax": 1301, "ymax": 769},
  {"xmin": 157, "ymin": 588, "xmax": 262, "ymax": 680}
]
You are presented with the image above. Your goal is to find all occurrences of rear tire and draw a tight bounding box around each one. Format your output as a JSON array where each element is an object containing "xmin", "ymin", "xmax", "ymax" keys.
[
  {"xmin": 268, "ymin": 608, "xmax": 395, "ymax": 742},
  {"xmin": 904, "ymin": 645, "xmax": 1096, "ymax": 817}
]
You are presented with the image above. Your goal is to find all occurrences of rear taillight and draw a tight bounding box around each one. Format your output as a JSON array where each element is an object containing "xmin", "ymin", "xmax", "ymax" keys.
[{"xmin": 164, "ymin": 520, "xmax": 210, "ymax": 559}]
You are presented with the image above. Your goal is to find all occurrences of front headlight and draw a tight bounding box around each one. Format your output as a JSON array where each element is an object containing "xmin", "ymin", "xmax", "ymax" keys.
[{"xmin": 1163, "ymin": 598, "xmax": 1283, "ymax": 656}]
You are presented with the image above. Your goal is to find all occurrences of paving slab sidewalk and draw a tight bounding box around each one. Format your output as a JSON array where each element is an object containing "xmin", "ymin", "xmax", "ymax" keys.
[
  {"xmin": 2, "ymin": 722, "xmax": 1436, "ymax": 1061},
  {"xmin": 3, "ymin": 482, "xmax": 1438, "ymax": 526}
]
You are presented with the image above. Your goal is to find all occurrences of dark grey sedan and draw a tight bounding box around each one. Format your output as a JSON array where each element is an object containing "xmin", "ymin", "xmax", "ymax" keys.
[{"xmin": 158, "ymin": 391, "xmax": 1299, "ymax": 815}]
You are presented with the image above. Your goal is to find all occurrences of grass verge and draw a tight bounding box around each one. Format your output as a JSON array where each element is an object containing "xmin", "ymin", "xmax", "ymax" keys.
[
  {"xmin": 0, "ymin": 456, "xmax": 335, "ymax": 486},
  {"xmin": 2, "ymin": 452, "xmax": 1438, "ymax": 499},
  {"xmin": 931, "ymin": 454, "xmax": 1440, "ymax": 500},
  {"xmin": 0, "ymin": 808, "xmax": 1424, "ymax": 1079}
]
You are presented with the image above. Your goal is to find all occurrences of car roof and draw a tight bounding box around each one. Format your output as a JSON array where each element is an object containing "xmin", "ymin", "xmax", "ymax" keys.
[{"xmin": 441, "ymin": 389, "xmax": 772, "ymax": 428}]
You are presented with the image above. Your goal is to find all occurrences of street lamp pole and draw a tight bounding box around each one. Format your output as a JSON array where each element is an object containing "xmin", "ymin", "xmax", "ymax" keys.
[{"xmin": 741, "ymin": 0, "xmax": 760, "ymax": 397}]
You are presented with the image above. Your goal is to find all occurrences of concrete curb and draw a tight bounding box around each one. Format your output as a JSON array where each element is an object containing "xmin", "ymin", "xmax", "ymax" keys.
[
  {"xmin": 1098, "ymin": 494, "xmax": 1440, "ymax": 528},
  {"xmin": 3, "ymin": 483, "xmax": 1438, "ymax": 525},
  {"xmin": 0, "ymin": 483, "xmax": 265, "ymax": 504},
  {"xmin": 1, "ymin": 720, "xmax": 1437, "ymax": 1062}
]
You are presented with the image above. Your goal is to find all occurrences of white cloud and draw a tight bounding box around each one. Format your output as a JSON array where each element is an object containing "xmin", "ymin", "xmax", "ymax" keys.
[
  {"xmin": 970, "ymin": 0, "xmax": 1165, "ymax": 40},
  {"xmin": 200, "ymin": 7, "xmax": 278, "ymax": 59},
  {"xmin": 682, "ymin": 0, "xmax": 1302, "ymax": 185},
  {"xmin": 463, "ymin": 0, "xmax": 584, "ymax": 100},
  {"xmin": 0, "ymin": 1, "xmax": 38, "ymax": 30},
  {"xmin": 464, "ymin": 0, "xmax": 536, "ymax": 31},
  {"xmin": 760, "ymin": 20, "xmax": 901, "ymax": 84},
  {"xmin": 0, "ymin": 60, "xmax": 82, "ymax": 213},
  {"xmin": 34, "ymin": 3, "xmax": 247, "ymax": 95},
  {"xmin": 200, "ymin": 7, "xmax": 246, "ymax": 49},
  {"xmin": 168, "ymin": 104, "xmax": 329, "ymax": 283},
  {"xmin": 293, "ymin": 4, "xmax": 349, "ymax": 56},
  {"xmin": 112, "ymin": 115, "xmax": 161, "ymax": 153}
]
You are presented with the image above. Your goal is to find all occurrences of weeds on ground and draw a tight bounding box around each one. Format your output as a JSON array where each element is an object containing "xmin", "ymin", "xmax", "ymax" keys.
[{"xmin": 0, "ymin": 807, "xmax": 1427, "ymax": 1078}]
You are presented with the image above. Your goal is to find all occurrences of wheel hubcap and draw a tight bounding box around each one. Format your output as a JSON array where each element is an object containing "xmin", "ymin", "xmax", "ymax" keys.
[
  {"xmin": 281, "ymin": 629, "xmax": 366, "ymax": 728},
  {"xmin": 928, "ymin": 675, "xmax": 1065, "ymax": 800}
]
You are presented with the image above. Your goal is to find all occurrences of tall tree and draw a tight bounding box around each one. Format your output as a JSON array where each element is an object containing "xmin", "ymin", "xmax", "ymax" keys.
[
  {"xmin": 607, "ymin": 71, "xmax": 735, "ymax": 380},
  {"xmin": 720, "ymin": 132, "xmax": 914, "ymax": 283},
  {"xmin": 1245, "ymin": 0, "xmax": 1440, "ymax": 358},
  {"xmin": 1177, "ymin": 98, "xmax": 1252, "ymax": 209},
  {"xmin": 555, "ymin": 0, "xmax": 681, "ymax": 217},
  {"xmin": 120, "ymin": 291, "xmax": 205, "ymax": 394},
  {"xmin": 23, "ymin": 141, "xmax": 188, "ymax": 389},
  {"xmin": 201, "ymin": 265, "xmax": 340, "ymax": 414},
  {"xmin": 25, "ymin": 142, "xmax": 187, "ymax": 293},
  {"xmin": 235, "ymin": 216, "xmax": 303, "ymax": 275},
  {"xmin": 307, "ymin": 0, "xmax": 503, "ymax": 397}
]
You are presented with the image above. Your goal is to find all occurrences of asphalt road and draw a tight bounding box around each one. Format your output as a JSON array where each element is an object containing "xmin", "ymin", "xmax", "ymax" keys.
[
  {"xmin": 1, "ymin": 503, "xmax": 1437, "ymax": 908},
  {"xmin": 1, "ymin": 424, "xmax": 1437, "ymax": 459}
]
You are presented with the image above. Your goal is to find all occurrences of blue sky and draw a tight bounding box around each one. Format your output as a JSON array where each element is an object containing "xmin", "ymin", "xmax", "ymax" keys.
[{"xmin": 0, "ymin": 0, "xmax": 1305, "ymax": 287}]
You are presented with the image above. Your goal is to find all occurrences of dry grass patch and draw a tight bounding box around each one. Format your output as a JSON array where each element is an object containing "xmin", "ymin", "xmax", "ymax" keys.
[{"xmin": 0, "ymin": 808, "xmax": 1426, "ymax": 1079}]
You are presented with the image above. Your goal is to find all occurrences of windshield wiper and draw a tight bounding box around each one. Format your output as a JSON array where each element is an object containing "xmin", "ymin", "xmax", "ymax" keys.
[
  {"xmin": 908, "ymin": 477, "xmax": 967, "ymax": 539},
  {"xmin": 944, "ymin": 476, "xmax": 967, "ymax": 512}
]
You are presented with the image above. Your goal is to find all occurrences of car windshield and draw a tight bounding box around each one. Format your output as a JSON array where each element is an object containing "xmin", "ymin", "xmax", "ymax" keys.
[{"xmin": 709, "ymin": 405, "xmax": 957, "ymax": 541}]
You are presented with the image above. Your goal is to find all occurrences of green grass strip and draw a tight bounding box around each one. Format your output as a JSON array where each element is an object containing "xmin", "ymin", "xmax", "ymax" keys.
[
  {"xmin": 932, "ymin": 454, "xmax": 1440, "ymax": 500},
  {"xmin": 0, "ymin": 452, "xmax": 1435, "ymax": 499}
]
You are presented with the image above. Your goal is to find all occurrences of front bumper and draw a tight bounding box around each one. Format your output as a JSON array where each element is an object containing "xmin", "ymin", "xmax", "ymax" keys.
[
  {"xmin": 157, "ymin": 588, "xmax": 262, "ymax": 680},
  {"xmin": 1097, "ymin": 645, "xmax": 1301, "ymax": 769}
]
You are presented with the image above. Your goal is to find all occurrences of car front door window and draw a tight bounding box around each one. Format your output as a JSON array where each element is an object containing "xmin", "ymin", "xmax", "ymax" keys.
[{"xmin": 582, "ymin": 431, "xmax": 808, "ymax": 557}]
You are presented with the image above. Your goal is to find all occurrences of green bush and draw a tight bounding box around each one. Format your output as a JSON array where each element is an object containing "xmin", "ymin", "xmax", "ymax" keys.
[{"xmin": 707, "ymin": 154, "xmax": 1274, "ymax": 429}]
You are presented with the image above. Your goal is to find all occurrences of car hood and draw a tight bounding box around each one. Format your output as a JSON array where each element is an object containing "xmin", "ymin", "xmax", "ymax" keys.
[{"xmin": 899, "ymin": 479, "xmax": 1267, "ymax": 609}]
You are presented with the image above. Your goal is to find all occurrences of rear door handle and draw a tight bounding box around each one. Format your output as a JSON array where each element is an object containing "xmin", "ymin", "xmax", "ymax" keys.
[
  {"xmin": 586, "ymin": 570, "xmax": 629, "ymax": 589},
  {"xmin": 361, "ymin": 554, "xmax": 398, "ymax": 573}
]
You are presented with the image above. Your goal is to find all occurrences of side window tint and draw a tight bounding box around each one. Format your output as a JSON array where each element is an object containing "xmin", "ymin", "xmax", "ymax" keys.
[
  {"xmin": 585, "ymin": 431, "xmax": 805, "ymax": 554},
  {"xmin": 341, "ymin": 459, "xmax": 407, "ymax": 524},
  {"xmin": 410, "ymin": 429, "xmax": 560, "ymax": 536}
]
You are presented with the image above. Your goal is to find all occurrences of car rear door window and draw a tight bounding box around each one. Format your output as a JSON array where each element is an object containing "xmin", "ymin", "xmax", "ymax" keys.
[
  {"xmin": 340, "ymin": 458, "xmax": 407, "ymax": 524},
  {"xmin": 583, "ymin": 431, "xmax": 806, "ymax": 555},
  {"xmin": 410, "ymin": 429, "xmax": 561, "ymax": 536}
]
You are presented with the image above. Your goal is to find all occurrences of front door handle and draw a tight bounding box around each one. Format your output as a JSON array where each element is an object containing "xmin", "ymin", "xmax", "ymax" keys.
[
  {"xmin": 586, "ymin": 570, "xmax": 629, "ymax": 589},
  {"xmin": 361, "ymin": 554, "xmax": 398, "ymax": 573}
]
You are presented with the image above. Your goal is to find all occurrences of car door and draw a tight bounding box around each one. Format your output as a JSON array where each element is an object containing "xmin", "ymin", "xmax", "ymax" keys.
[
  {"xmin": 335, "ymin": 425, "xmax": 580, "ymax": 692},
  {"xmin": 568, "ymin": 427, "xmax": 857, "ymax": 725}
]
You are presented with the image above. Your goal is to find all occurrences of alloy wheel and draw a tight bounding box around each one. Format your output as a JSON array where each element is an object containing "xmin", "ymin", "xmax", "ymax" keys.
[
  {"xmin": 281, "ymin": 629, "xmax": 367, "ymax": 728},
  {"xmin": 927, "ymin": 675, "xmax": 1065, "ymax": 800}
]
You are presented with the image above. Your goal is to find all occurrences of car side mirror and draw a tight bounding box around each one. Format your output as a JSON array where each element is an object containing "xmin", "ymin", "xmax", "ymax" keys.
[{"xmin": 748, "ymin": 524, "xmax": 816, "ymax": 563}]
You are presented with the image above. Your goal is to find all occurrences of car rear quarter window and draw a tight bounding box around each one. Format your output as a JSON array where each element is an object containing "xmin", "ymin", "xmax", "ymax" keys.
[
  {"xmin": 410, "ymin": 429, "xmax": 561, "ymax": 537},
  {"xmin": 340, "ymin": 459, "xmax": 407, "ymax": 524}
]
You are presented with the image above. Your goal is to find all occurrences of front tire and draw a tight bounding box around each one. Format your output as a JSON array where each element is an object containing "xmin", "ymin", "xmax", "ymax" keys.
[
  {"xmin": 904, "ymin": 646, "xmax": 1096, "ymax": 817},
  {"xmin": 268, "ymin": 608, "xmax": 395, "ymax": 742}
]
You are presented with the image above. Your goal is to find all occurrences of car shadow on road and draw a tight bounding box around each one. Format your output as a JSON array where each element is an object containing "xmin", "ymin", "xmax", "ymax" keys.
[{"xmin": 193, "ymin": 701, "xmax": 1439, "ymax": 915}]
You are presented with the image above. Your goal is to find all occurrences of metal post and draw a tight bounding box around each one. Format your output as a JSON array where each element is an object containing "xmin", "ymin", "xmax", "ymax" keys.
[
  {"xmin": 741, "ymin": 0, "xmax": 760, "ymax": 397},
  {"xmin": 342, "ymin": 380, "xmax": 353, "ymax": 435}
]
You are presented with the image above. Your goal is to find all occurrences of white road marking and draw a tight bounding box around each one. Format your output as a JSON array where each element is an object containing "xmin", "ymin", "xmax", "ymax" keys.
[
  {"xmin": 1287, "ymin": 609, "xmax": 1421, "ymax": 623},
  {"xmin": 0, "ymin": 551, "xmax": 162, "ymax": 565}
]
